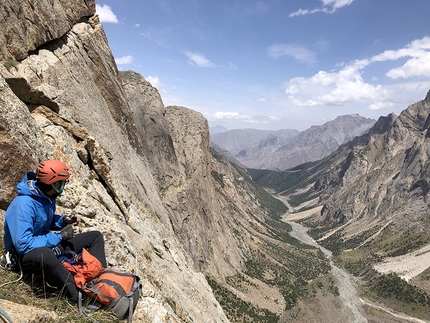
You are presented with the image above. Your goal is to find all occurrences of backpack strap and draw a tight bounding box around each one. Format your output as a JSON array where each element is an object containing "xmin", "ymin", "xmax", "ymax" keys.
[
  {"xmin": 127, "ymin": 297, "xmax": 133, "ymax": 323},
  {"xmin": 78, "ymin": 291, "xmax": 84, "ymax": 315},
  {"xmin": 78, "ymin": 290, "xmax": 102, "ymax": 323}
]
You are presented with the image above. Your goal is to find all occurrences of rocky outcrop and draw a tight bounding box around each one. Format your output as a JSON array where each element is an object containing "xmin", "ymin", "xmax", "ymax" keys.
[
  {"xmin": 1, "ymin": 0, "xmax": 96, "ymax": 61},
  {"xmin": 0, "ymin": 3, "xmax": 232, "ymax": 321}
]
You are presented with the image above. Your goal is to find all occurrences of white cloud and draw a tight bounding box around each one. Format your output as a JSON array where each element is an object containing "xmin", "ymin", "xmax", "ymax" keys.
[
  {"xmin": 386, "ymin": 53, "xmax": 430, "ymax": 79},
  {"xmin": 146, "ymin": 75, "xmax": 168, "ymax": 95},
  {"xmin": 96, "ymin": 4, "xmax": 119, "ymax": 24},
  {"xmin": 212, "ymin": 112, "xmax": 251, "ymax": 120},
  {"xmin": 283, "ymin": 36, "xmax": 430, "ymax": 112},
  {"xmin": 321, "ymin": 0, "xmax": 354, "ymax": 9},
  {"xmin": 115, "ymin": 55, "xmax": 133, "ymax": 65},
  {"xmin": 290, "ymin": 0, "xmax": 354, "ymax": 17},
  {"xmin": 368, "ymin": 101, "xmax": 396, "ymax": 111},
  {"xmin": 184, "ymin": 51, "xmax": 215, "ymax": 68},
  {"xmin": 378, "ymin": 37, "xmax": 430, "ymax": 79},
  {"xmin": 146, "ymin": 76, "xmax": 160, "ymax": 88},
  {"xmin": 268, "ymin": 44, "xmax": 316, "ymax": 64},
  {"xmin": 258, "ymin": 98, "xmax": 267, "ymax": 102},
  {"xmin": 285, "ymin": 67, "xmax": 387, "ymax": 107}
]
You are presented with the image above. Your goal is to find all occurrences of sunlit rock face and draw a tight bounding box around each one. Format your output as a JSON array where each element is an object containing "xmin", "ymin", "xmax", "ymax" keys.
[{"xmin": 0, "ymin": 1, "xmax": 291, "ymax": 321}]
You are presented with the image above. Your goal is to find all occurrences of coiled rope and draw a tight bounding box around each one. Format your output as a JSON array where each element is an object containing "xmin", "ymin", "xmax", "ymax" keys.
[
  {"xmin": 0, "ymin": 259, "xmax": 23, "ymax": 322},
  {"xmin": 0, "ymin": 308, "xmax": 12, "ymax": 323}
]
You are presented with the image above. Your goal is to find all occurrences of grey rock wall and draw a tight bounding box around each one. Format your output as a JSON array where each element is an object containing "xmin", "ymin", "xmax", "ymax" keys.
[{"xmin": 0, "ymin": 3, "xmax": 233, "ymax": 322}]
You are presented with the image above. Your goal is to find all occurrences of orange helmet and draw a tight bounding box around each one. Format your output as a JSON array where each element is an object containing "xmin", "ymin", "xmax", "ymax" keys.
[{"xmin": 36, "ymin": 160, "xmax": 70, "ymax": 185}]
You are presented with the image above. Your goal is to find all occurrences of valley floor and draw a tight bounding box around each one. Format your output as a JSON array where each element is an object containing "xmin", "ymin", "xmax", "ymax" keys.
[{"xmin": 280, "ymin": 200, "xmax": 430, "ymax": 323}]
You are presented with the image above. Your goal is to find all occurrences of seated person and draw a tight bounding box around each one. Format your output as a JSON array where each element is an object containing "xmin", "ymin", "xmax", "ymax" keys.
[{"xmin": 3, "ymin": 159, "xmax": 107, "ymax": 303}]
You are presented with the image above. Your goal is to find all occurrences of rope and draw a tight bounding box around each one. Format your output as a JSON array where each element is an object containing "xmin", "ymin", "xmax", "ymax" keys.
[
  {"xmin": 81, "ymin": 309, "xmax": 100, "ymax": 323},
  {"xmin": 0, "ymin": 259, "xmax": 23, "ymax": 288},
  {"xmin": 0, "ymin": 308, "xmax": 13, "ymax": 323}
]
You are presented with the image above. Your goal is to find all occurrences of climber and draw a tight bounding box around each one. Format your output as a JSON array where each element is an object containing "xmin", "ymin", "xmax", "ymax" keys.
[{"xmin": 3, "ymin": 159, "xmax": 107, "ymax": 303}]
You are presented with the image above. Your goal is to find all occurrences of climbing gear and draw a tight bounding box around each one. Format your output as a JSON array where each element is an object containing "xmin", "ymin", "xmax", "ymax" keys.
[
  {"xmin": 62, "ymin": 249, "xmax": 103, "ymax": 289},
  {"xmin": 0, "ymin": 251, "xmax": 18, "ymax": 272},
  {"xmin": 60, "ymin": 248, "xmax": 141, "ymax": 322},
  {"xmin": 80, "ymin": 269, "xmax": 142, "ymax": 322},
  {"xmin": 0, "ymin": 307, "xmax": 12, "ymax": 323},
  {"xmin": 36, "ymin": 160, "xmax": 70, "ymax": 185}
]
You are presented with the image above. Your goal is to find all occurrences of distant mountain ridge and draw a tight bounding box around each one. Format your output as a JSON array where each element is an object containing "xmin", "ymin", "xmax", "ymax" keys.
[
  {"xmin": 210, "ymin": 128, "xmax": 299, "ymax": 152},
  {"xmin": 210, "ymin": 114, "xmax": 376, "ymax": 170}
]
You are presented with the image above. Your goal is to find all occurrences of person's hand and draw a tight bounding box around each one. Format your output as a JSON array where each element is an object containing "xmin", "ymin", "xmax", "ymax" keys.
[
  {"xmin": 72, "ymin": 223, "xmax": 79, "ymax": 236},
  {"xmin": 64, "ymin": 215, "xmax": 80, "ymax": 225},
  {"xmin": 60, "ymin": 226, "xmax": 75, "ymax": 240}
]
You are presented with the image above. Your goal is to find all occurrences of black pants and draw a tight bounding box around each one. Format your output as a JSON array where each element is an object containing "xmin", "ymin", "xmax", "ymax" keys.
[{"xmin": 21, "ymin": 231, "xmax": 106, "ymax": 302}]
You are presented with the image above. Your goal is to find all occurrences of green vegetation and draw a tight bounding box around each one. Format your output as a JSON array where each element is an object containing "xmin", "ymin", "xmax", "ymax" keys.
[
  {"xmin": 369, "ymin": 273, "xmax": 430, "ymax": 305},
  {"xmin": 206, "ymin": 275, "xmax": 280, "ymax": 323},
  {"xmin": 208, "ymin": 148, "xmax": 336, "ymax": 322},
  {"xmin": 373, "ymin": 228, "xmax": 430, "ymax": 257},
  {"xmin": 333, "ymin": 227, "xmax": 430, "ymax": 321},
  {"xmin": 231, "ymin": 162, "xmax": 287, "ymax": 217},
  {"xmin": 3, "ymin": 59, "xmax": 20, "ymax": 71},
  {"xmin": 211, "ymin": 170, "xmax": 225, "ymax": 188},
  {"xmin": 362, "ymin": 273, "xmax": 430, "ymax": 320}
]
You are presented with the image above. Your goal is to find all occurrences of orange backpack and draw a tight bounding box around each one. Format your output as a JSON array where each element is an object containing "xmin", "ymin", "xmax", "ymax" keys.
[
  {"xmin": 61, "ymin": 249, "xmax": 141, "ymax": 322},
  {"xmin": 80, "ymin": 268, "xmax": 142, "ymax": 322},
  {"xmin": 62, "ymin": 248, "xmax": 103, "ymax": 288}
]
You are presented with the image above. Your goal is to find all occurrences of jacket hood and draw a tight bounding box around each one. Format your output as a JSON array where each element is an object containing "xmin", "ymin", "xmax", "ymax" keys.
[{"xmin": 16, "ymin": 172, "xmax": 44, "ymax": 198}]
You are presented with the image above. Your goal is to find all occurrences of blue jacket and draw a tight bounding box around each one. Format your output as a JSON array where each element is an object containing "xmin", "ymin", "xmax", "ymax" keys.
[{"xmin": 4, "ymin": 172, "xmax": 66, "ymax": 254}]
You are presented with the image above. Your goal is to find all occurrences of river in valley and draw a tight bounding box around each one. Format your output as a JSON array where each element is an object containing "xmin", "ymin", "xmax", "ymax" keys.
[
  {"xmin": 280, "ymin": 198, "xmax": 430, "ymax": 323},
  {"xmin": 284, "ymin": 220, "xmax": 367, "ymax": 322},
  {"xmin": 279, "ymin": 198, "xmax": 367, "ymax": 322}
]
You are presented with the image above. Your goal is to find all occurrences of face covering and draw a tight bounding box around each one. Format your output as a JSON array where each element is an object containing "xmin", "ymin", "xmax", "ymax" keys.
[{"xmin": 51, "ymin": 180, "xmax": 66, "ymax": 196}]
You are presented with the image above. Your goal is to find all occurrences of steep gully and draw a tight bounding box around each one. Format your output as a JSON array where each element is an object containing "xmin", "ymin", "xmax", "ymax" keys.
[{"xmin": 277, "ymin": 197, "xmax": 429, "ymax": 323}]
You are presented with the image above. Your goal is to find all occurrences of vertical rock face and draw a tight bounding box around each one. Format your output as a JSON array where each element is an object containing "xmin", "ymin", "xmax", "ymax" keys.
[
  {"xmin": 0, "ymin": 2, "xmax": 296, "ymax": 322},
  {"xmin": 0, "ymin": 3, "xmax": 233, "ymax": 321},
  {"xmin": 1, "ymin": 0, "xmax": 96, "ymax": 61},
  {"xmin": 319, "ymin": 92, "xmax": 430, "ymax": 227},
  {"xmin": 120, "ymin": 71, "xmax": 179, "ymax": 188}
]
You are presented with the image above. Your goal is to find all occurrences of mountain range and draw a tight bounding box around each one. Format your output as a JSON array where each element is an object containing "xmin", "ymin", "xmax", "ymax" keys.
[{"xmin": 211, "ymin": 114, "xmax": 376, "ymax": 170}]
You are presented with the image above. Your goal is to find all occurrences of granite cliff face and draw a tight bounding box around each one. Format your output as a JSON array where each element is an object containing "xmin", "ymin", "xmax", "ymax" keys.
[
  {"xmin": 0, "ymin": 2, "xmax": 344, "ymax": 322},
  {"xmin": 0, "ymin": 2, "xmax": 236, "ymax": 321}
]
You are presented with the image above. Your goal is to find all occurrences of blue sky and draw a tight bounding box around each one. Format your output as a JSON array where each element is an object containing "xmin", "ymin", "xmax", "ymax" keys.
[{"xmin": 96, "ymin": 0, "xmax": 430, "ymax": 131}]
